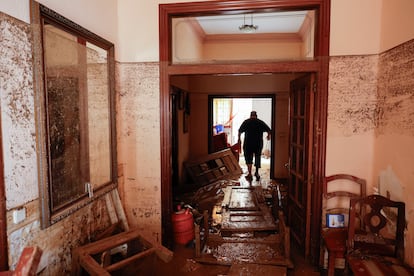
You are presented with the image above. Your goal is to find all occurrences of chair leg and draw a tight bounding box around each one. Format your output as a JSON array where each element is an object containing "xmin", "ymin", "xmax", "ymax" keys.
[{"xmin": 327, "ymin": 254, "xmax": 335, "ymax": 276}]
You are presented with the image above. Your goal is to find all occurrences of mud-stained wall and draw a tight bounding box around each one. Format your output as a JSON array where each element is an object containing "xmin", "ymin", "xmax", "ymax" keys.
[
  {"xmin": 375, "ymin": 39, "xmax": 414, "ymax": 266},
  {"xmin": 377, "ymin": 39, "xmax": 414, "ymax": 136},
  {"xmin": 116, "ymin": 62, "xmax": 162, "ymax": 243},
  {"xmin": 0, "ymin": 13, "xmax": 37, "ymax": 209},
  {"xmin": 8, "ymin": 198, "xmax": 112, "ymax": 274},
  {"xmin": 327, "ymin": 40, "xmax": 414, "ymax": 266},
  {"xmin": 1, "ymin": 12, "xmax": 118, "ymax": 274},
  {"xmin": 326, "ymin": 55, "xmax": 379, "ymax": 186}
]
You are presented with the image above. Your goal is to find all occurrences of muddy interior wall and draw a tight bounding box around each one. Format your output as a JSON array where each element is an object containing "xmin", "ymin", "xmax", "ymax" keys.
[
  {"xmin": 374, "ymin": 39, "xmax": 414, "ymax": 265},
  {"xmin": 0, "ymin": 12, "xmax": 119, "ymax": 274},
  {"xmin": 116, "ymin": 62, "xmax": 162, "ymax": 241},
  {"xmin": 1, "ymin": 0, "xmax": 414, "ymax": 274},
  {"xmin": 327, "ymin": 0, "xmax": 414, "ymax": 267},
  {"xmin": 1, "ymin": 0, "xmax": 120, "ymax": 273}
]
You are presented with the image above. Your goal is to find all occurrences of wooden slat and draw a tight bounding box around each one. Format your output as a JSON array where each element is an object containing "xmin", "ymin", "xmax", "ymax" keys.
[{"xmin": 105, "ymin": 248, "xmax": 157, "ymax": 272}]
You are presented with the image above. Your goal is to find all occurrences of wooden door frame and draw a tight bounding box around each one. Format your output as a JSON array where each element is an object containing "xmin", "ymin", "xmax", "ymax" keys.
[
  {"xmin": 0, "ymin": 104, "xmax": 8, "ymax": 270},
  {"xmin": 159, "ymin": 0, "xmax": 330, "ymax": 262},
  {"xmin": 288, "ymin": 74, "xmax": 315, "ymax": 256}
]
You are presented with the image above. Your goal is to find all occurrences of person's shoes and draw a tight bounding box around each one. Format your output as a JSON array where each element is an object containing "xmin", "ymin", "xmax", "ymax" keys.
[
  {"xmin": 245, "ymin": 174, "xmax": 253, "ymax": 181},
  {"xmin": 255, "ymin": 172, "xmax": 260, "ymax": 180}
]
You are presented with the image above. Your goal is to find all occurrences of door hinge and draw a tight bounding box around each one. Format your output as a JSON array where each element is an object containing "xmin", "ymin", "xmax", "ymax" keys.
[{"xmin": 313, "ymin": 82, "xmax": 317, "ymax": 93}]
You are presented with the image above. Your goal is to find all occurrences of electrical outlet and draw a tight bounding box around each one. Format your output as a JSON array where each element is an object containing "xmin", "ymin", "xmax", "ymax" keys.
[{"xmin": 13, "ymin": 208, "xmax": 26, "ymax": 224}]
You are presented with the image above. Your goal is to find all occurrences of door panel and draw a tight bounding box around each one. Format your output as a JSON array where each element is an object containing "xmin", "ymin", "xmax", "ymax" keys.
[{"xmin": 287, "ymin": 74, "xmax": 315, "ymax": 256}]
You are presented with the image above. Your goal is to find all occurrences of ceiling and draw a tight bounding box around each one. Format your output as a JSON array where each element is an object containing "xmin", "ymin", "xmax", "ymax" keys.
[{"xmin": 195, "ymin": 10, "xmax": 310, "ymax": 35}]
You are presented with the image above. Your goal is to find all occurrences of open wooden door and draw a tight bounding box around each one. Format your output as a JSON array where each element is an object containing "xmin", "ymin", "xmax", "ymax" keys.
[{"xmin": 287, "ymin": 74, "xmax": 315, "ymax": 257}]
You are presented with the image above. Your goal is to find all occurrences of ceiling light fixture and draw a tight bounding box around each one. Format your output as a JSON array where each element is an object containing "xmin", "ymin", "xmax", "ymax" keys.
[{"xmin": 239, "ymin": 14, "xmax": 258, "ymax": 33}]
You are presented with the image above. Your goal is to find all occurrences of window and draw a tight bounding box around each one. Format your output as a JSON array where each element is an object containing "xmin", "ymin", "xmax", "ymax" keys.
[{"xmin": 31, "ymin": 1, "xmax": 117, "ymax": 227}]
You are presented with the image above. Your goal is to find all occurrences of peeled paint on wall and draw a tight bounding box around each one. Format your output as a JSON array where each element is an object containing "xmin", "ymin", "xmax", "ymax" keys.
[
  {"xmin": 378, "ymin": 39, "xmax": 414, "ymax": 136},
  {"xmin": 116, "ymin": 62, "xmax": 162, "ymax": 243},
  {"xmin": 0, "ymin": 12, "xmax": 38, "ymax": 209},
  {"xmin": 328, "ymin": 55, "xmax": 379, "ymax": 136}
]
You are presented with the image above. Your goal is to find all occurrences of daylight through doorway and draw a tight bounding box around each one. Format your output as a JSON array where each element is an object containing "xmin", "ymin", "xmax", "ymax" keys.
[{"xmin": 211, "ymin": 97, "xmax": 273, "ymax": 178}]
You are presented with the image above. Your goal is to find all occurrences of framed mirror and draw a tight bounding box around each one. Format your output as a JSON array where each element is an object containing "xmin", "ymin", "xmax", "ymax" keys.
[{"xmin": 31, "ymin": 1, "xmax": 117, "ymax": 226}]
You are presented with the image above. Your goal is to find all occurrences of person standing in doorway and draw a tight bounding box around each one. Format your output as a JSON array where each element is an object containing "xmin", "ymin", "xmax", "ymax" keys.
[{"xmin": 238, "ymin": 111, "xmax": 271, "ymax": 181}]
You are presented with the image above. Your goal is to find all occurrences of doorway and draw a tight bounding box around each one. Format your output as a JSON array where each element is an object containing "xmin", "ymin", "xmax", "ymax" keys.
[
  {"xmin": 209, "ymin": 96, "xmax": 274, "ymax": 178},
  {"xmin": 159, "ymin": 0, "xmax": 330, "ymax": 263}
]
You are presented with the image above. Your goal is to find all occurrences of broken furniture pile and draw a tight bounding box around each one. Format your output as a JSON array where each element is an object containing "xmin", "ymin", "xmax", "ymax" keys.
[
  {"xmin": 180, "ymin": 149, "xmax": 292, "ymax": 272},
  {"xmin": 71, "ymin": 190, "xmax": 173, "ymax": 275}
]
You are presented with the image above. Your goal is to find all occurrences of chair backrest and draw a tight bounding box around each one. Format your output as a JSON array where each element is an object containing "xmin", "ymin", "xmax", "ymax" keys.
[
  {"xmin": 212, "ymin": 132, "xmax": 229, "ymax": 152},
  {"xmin": 347, "ymin": 194, "xmax": 406, "ymax": 261},
  {"xmin": 322, "ymin": 174, "xmax": 366, "ymax": 230}
]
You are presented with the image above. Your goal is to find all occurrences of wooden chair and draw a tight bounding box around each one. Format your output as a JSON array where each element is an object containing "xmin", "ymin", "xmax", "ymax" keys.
[
  {"xmin": 211, "ymin": 132, "xmax": 240, "ymax": 161},
  {"xmin": 320, "ymin": 174, "xmax": 366, "ymax": 276},
  {"xmin": 346, "ymin": 194, "xmax": 414, "ymax": 275}
]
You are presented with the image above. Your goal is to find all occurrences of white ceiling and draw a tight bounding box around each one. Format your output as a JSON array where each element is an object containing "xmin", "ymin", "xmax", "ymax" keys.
[{"xmin": 195, "ymin": 10, "xmax": 309, "ymax": 35}]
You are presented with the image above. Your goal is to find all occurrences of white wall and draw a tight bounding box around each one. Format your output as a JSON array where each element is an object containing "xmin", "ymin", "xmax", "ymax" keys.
[
  {"xmin": 330, "ymin": 0, "xmax": 414, "ymax": 56},
  {"xmin": 0, "ymin": 0, "xmax": 118, "ymax": 57},
  {"xmin": 380, "ymin": 0, "xmax": 414, "ymax": 52},
  {"xmin": 330, "ymin": 0, "xmax": 382, "ymax": 56}
]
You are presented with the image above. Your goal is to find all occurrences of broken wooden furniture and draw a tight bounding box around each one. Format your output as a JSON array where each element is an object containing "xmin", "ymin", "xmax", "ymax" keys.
[
  {"xmin": 346, "ymin": 194, "xmax": 414, "ymax": 275},
  {"xmin": 194, "ymin": 185, "xmax": 292, "ymax": 270},
  {"xmin": 211, "ymin": 132, "xmax": 241, "ymax": 161},
  {"xmin": 320, "ymin": 174, "xmax": 366, "ymax": 276},
  {"xmin": 220, "ymin": 186, "xmax": 277, "ymax": 235},
  {"xmin": 185, "ymin": 149, "xmax": 242, "ymax": 187},
  {"xmin": 71, "ymin": 228, "xmax": 172, "ymax": 276},
  {"xmin": 0, "ymin": 246, "xmax": 42, "ymax": 276}
]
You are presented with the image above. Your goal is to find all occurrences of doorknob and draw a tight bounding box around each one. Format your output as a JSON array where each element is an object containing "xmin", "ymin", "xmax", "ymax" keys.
[{"xmin": 284, "ymin": 162, "xmax": 290, "ymax": 169}]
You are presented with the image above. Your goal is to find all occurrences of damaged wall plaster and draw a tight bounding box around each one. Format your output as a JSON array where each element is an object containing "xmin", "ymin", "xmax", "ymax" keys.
[
  {"xmin": 116, "ymin": 62, "xmax": 162, "ymax": 242},
  {"xmin": 328, "ymin": 55, "xmax": 379, "ymax": 136},
  {"xmin": 378, "ymin": 39, "xmax": 414, "ymax": 136},
  {"xmin": 375, "ymin": 39, "xmax": 414, "ymax": 266},
  {"xmin": 1, "ymin": 12, "xmax": 120, "ymax": 274},
  {"xmin": 0, "ymin": 13, "xmax": 38, "ymax": 209}
]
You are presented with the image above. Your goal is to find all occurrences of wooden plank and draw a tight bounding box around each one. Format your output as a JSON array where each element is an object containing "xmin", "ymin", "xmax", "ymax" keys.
[
  {"xmin": 228, "ymin": 263, "xmax": 287, "ymax": 276},
  {"xmin": 105, "ymin": 248, "xmax": 157, "ymax": 272},
  {"xmin": 228, "ymin": 187, "xmax": 258, "ymax": 210},
  {"xmin": 79, "ymin": 254, "xmax": 110, "ymax": 276},
  {"xmin": 193, "ymin": 185, "xmax": 293, "ymax": 270},
  {"xmin": 104, "ymin": 189, "xmax": 129, "ymax": 231},
  {"xmin": 220, "ymin": 187, "xmax": 277, "ymax": 233}
]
